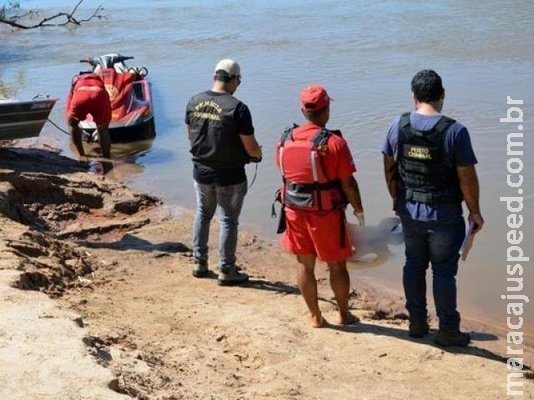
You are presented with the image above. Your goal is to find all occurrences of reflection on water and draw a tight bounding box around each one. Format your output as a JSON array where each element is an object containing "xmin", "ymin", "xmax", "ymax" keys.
[
  {"xmin": 0, "ymin": 80, "xmax": 11, "ymax": 99},
  {"xmin": 74, "ymin": 138, "xmax": 155, "ymax": 180},
  {"xmin": 0, "ymin": 70, "xmax": 27, "ymax": 99},
  {"xmin": 83, "ymin": 138, "xmax": 155, "ymax": 159},
  {"xmin": 2, "ymin": 0, "xmax": 533, "ymax": 334},
  {"xmin": 105, "ymin": 158, "xmax": 146, "ymax": 182}
]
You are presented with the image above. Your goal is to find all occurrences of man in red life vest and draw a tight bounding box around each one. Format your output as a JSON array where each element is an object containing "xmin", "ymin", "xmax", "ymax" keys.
[
  {"xmin": 66, "ymin": 73, "xmax": 112, "ymax": 158},
  {"xmin": 275, "ymin": 85, "xmax": 365, "ymax": 328}
]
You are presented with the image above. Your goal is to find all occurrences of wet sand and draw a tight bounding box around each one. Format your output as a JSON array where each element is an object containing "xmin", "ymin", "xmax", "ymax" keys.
[{"xmin": 0, "ymin": 143, "xmax": 532, "ymax": 399}]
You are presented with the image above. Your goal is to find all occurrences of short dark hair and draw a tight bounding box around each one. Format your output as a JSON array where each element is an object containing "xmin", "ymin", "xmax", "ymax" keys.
[
  {"xmin": 411, "ymin": 69, "xmax": 444, "ymax": 103},
  {"xmin": 215, "ymin": 70, "xmax": 232, "ymax": 83},
  {"xmin": 215, "ymin": 70, "xmax": 240, "ymax": 83},
  {"xmin": 302, "ymin": 104, "xmax": 329, "ymax": 123}
]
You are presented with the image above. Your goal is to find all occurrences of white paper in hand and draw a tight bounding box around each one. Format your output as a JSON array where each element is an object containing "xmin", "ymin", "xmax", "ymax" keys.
[{"xmin": 460, "ymin": 221, "xmax": 476, "ymax": 261}]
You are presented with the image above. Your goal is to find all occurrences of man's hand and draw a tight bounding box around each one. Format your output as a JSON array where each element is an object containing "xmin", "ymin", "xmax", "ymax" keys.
[
  {"xmin": 340, "ymin": 176, "xmax": 364, "ymax": 224},
  {"xmin": 458, "ymin": 165, "xmax": 483, "ymax": 233},
  {"xmin": 468, "ymin": 212, "xmax": 484, "ymax": 234},
  {"xmin": 354, "ymin": 210, "xmax": 365, "ymax": 226},
  {"xmin": 383, "ymin": 155, "xmax": 398, "ymax": 204},
  {"xmin": 240, "ymin": 135, "xmax": 262, "ymax": 160}
]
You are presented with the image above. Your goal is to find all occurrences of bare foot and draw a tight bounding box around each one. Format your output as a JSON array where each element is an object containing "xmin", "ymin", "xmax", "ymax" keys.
[
  {"xmin": 308, "ymin": 314, "xmax": 326, "ymax": 328},
  {"xmin": 338, "ymin": 311, "xmax": 360, "ymax": 325}
]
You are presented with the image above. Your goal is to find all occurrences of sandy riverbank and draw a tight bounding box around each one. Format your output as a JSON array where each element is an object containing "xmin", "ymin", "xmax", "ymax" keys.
[{"xmin": 0, "ymin": 143, "xmax": 532, "ymax": 400}]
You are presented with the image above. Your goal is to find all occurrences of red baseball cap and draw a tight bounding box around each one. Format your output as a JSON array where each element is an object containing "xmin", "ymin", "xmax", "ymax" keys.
[{"xmin": 300, "ymin": 85, "xmax": 332, "ymax": 114}]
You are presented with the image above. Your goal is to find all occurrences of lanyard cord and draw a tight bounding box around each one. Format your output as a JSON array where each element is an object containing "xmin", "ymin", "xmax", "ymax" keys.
[
  {"xmin": 248, "ymin": 162, "xmax": 258, "ymax": 190},
  {"xmin": 47, "ymin": 118, "xmax": 70, "ymax": 135}
]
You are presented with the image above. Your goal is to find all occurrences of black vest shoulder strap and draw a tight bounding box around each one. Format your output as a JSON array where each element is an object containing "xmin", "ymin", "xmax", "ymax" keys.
[
  {"xmin": 397, "ymin": 113, "xmax": 412, "ymax": 159},
  {"xmin": 280, "ymin": 126, "xmax": 335, "ymax": 150},
  {"xmin": 311, "ymin": 128, "xmax": 331, "ymax": 150},
  {"xmin": 398, "ymin": 113, "xmax": 455, "ymax": 140},
  {"xmin": 399, "ymin": 112, "xmax": 411, "ymax": 130},
  {"xmin": 400, "ymin": 112, "xmax": 455, "ymax": 134},
  {"xmin": 279, "ymin": 123, "xmax": 299, "ymax": 147},
  {"xmin": 433, "ymin": 115, "xmax": 456, "ymax": 134}
]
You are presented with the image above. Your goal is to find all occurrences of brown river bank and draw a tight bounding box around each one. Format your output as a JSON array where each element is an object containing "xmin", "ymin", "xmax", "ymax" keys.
[{"xmin": 0, "ymin": 143, "xmax": 532, "ymax": 399}]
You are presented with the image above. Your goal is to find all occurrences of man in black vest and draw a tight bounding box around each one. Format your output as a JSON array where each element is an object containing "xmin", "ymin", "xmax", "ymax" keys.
[
  {"xmin": 185, "ymin": 59, "xmax": 262, "ymax": 286},
  {"xmin": 382, "ymin": 70, "xmax": 484, "ymax": 346}
]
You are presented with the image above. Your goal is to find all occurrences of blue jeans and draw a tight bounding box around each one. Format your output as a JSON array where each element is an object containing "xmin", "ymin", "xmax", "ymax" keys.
[
  {"xmin": 192, "ymin": 180, "xmax": 247, "ymax": 272},
  {"xmin": 401, "ymin": 216, "xmax": 465, "ymax": 332}
]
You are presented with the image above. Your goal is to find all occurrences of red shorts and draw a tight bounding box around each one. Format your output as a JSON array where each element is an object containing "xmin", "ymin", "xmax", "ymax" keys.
[
  {"xmin": 67, "ymin": 86, "xmax": 111, "ymax": 125},
  {"xmin": 281, "ymin": 208, "xmax": 353, "ymax": 262}
]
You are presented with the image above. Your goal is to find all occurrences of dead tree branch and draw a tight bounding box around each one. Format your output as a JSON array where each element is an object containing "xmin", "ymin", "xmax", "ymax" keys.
[{"xmin": 0, "ymin": 0, "xmax": 105, "ymax": 29}]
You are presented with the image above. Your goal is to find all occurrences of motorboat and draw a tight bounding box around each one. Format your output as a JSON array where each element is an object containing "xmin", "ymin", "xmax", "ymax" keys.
[
  {"xmin": 0, "ymin": 97, "xmax": 58, "ymax": 141},
  {"xmin": 69, "ymin": 54, "xmax": 155, "ymax": 143}
]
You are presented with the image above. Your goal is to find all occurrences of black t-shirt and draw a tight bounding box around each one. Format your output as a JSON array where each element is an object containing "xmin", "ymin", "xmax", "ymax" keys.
[
  {"xmin": 185, "ymin": 91, "xmax": 255, "ymax": 186},
  {"xmin": 193, "ymin": 162, "xmax": 247, "ymax": 186}
]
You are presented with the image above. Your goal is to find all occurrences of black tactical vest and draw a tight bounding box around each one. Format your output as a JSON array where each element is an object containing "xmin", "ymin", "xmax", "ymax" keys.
[
  {"xmin": 188, "ymin": 91, "xmax": 249, "ymax": 168},
  {"xmin": 397, "ymin": 112, "xmax": 463, "ymax": 204}
]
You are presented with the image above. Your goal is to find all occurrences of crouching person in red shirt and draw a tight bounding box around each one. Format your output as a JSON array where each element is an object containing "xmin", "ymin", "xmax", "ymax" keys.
[
  {"xmin": 66, "ymin": 73, "xmax": 112, "ymax": 158},
  {"xmin": 275, "ymin": 85, "xmax": 365, "ymax": 328}
]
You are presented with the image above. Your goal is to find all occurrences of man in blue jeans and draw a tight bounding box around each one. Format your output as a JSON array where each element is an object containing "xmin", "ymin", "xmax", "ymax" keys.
[
  {"xmin": 185, "ymin": 59, "xmax": 262, "ymax": 286},
  {"xmin": 382, "ymin": 70, "xmax": 484, "ymax": 346}
]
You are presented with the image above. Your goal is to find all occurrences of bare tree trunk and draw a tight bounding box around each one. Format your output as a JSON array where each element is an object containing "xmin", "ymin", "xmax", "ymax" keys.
[{"xmin": 0, "ymin": 0, "xmax": 104, "ymax": 29}]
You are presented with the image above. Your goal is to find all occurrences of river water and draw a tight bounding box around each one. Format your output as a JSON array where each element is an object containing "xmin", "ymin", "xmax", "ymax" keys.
[{"xmin": 2, "ymin": 0, "xmax": 533, "ymax": 337}]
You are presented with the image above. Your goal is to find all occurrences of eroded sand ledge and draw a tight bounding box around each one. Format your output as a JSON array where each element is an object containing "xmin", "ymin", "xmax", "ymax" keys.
[{"xmin": 0, "ymin": 145, "xmax": 532, "ymax": 400}]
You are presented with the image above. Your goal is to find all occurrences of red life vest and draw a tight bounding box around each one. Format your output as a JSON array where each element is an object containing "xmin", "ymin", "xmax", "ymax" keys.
[
  {"xmin": 278, "ymin": 126, "xmax": 348, "ymax": 211},
  {"xmin": 71, "ymin": 73, "xmax": 105, "ymax": 91},
  {"xmin": 66, "ymin": 73, "xmax": 106, "ymax": 120}
]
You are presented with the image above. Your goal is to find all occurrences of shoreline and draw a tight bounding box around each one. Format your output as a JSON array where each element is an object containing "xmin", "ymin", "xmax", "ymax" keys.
[
  {"xmin": 232, "ymin": 215, "xmax": 534, "ymax": 347},
  {"xmin": 143, "ymin": 173, "xmax": 525, "ymax": 345},
  {"xmin": 1, "ymin": 143, "xmax": 532, "ymax": 399}
]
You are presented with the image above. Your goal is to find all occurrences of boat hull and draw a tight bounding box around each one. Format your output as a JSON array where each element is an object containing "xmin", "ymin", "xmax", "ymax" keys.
[
  {"xmin": 108, "ymin": 117, "xmax": 156, "ymax": 143},
  {"xmin": 0, "ymin": 99, "xmax": 57, "ymax": 140}
]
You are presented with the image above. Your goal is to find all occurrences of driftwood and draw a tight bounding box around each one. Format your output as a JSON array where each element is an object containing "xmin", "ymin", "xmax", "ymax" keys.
[{"xmin": 0, "ymin": 0, "xmax": 104, "ymax": 29}]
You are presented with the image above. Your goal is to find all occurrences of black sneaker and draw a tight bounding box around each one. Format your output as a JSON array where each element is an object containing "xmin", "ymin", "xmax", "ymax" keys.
[
  {"xmin": 217, "ymin": 269, "xmax": 249, "ymax": 286},
  {"xmin": 409, "ymin": 320, "xmax": 430, "ymax": 338},
  {"xmin": 192, "ymin": 260, "xmax": 208, "ymax": 278},
  {"xmin": 433, "ymin": 330, "xmax": 471, "ymax": 347}
]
